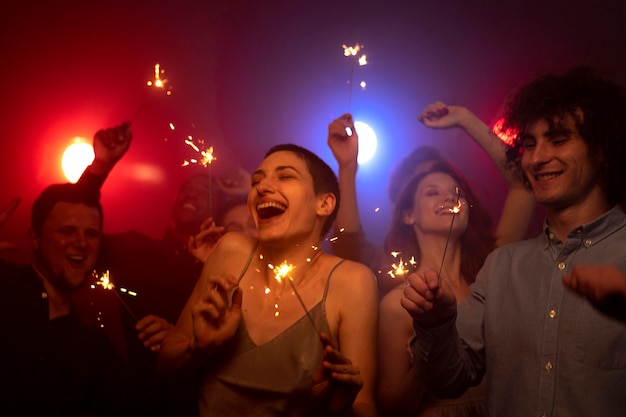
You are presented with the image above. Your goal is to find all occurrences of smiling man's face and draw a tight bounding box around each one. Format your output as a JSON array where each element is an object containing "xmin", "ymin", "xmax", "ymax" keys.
[{"xmin": 32, "ymin": 201, "xmax": 102, "ymax": 292}]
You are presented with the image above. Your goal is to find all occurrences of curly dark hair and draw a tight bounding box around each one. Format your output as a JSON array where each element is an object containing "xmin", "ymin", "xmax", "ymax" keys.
[
  {"xmin": 503, "ymin": 66, "xmax": 626, "ymax": 205},
  {"xmin": 383, "ymin": 161, "xmax": 494, "ymax": 285}
]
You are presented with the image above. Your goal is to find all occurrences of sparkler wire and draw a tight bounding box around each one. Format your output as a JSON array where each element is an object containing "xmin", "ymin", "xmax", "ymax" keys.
[
  {"xmin": 437, "ymin": 189, "xmax": 461, "ymax": 288},
  {"xmin": 287, "ymin": 278, "xmax": 322, "ymax": 337}
]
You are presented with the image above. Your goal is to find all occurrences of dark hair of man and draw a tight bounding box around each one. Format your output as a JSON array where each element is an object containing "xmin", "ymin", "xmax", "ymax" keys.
[
  {"xmin": 387, "ymin": 145, "xmax": 445, "ymax": 203},
  {"xmin": 31, "ymin": 183, "xmax": 103, "ymax": 236},
  {"xmin": 383, "ymin": 161, "xmax": 495, "ymax": 285},
  {"xmin": 265, "ymin": 144, "xmax": 340, "ymax": 237},
  {"xmin": 503, "ymin": 66, "xmax": 626, "ymax": 205}
]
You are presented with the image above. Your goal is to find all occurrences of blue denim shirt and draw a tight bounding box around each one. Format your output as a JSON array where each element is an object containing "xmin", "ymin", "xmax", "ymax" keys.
[{"xmin": 413, "ymin": 206, "xmax": 626, "ymax": 417}]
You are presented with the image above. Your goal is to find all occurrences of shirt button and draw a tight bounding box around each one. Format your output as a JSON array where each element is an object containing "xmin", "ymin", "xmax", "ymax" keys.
[
  {"xmin": 41, "ymin": 292, "xmax": 48, "ymax": 299},
  {"xmin": 545, "ymin": 362, "xmax": 553, "ymax": 371},
  {"xmin": 549, "ymin": 309, "xmax": 557, "ymax": 318},
  {"xmin": 584, "ymin": 238, "xmax": 592, "ymax": 247},
  {"xmin": 557, "ymin": 262, "xmax": 566, "ymax": 270}
]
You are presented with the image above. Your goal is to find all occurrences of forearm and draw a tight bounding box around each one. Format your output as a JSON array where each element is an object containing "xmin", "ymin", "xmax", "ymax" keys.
[
  {"xmin": 378, "ymin": 369, "xmax": 426, "ymax": 417},
  {"xmin": 335, "ymin": 162, "xmax": 361, "ymax": 233},
  {"xmin": 157, "ymin": 331, "xmax": 216, "ymax": 375},
  {"xmin": 412, "ymin": 315, "xmax": 479, "ymax": 398},
  {"xmin": 456, "ymin": 110, "xmax": 521, "ymax": 187}
]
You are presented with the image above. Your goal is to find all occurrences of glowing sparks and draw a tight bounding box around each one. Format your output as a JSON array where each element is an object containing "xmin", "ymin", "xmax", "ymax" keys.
[
  {"xmin": 267, "ymin": 259, "xmax": 321, "ymax": 337},
  {"xmin": 90, "ymin": 270, "xmax": 139, "ymax": 322},
  {"xmin": 270, "ymin": 261, "xmax": 295, "ymax": 284},
  {"xmin": 146, "ymin": 63, "xmax": 172, "ymax": 95},
  {"xmin": 387, "ymin": 253, "xmax": 417, "ymax": 279},
  {"xmin": 182, "ymin": 136, "xmax": 216, "ymax": 167},
  {"xmin": 342, "ymin": 42, "xmax": 368, "ymax": 109}
]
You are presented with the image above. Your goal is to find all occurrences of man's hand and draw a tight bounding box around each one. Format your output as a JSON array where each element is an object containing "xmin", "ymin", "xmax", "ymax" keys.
[
  {"xmin": 401, "ymin": 268, "xmax": 457, "ymax": 329},
  {"xmin": 136, "ymin": 315, "xmax": 175, "ymax": 352},
  {"xmin": 564, "ymin": 264, "xmax": 626, "ymax": 322},
  {"xmin": 90, "ymin": 122, "xmax": 133, "ymax": 176}
]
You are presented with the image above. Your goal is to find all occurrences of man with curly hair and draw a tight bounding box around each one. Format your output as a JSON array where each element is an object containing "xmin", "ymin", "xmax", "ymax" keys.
[{"xmin": 402, "ymin": 66, "xmax": 626, "ymax": 417}]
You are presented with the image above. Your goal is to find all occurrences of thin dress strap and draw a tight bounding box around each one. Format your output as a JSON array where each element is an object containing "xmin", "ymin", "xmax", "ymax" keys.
[
  {"xmin": 236, "ymin": 240, "xmax": 260, "ymax": 282},
  {"xmin": 322, "ymin": 258, "xmax": 347, "ymax": 302}
]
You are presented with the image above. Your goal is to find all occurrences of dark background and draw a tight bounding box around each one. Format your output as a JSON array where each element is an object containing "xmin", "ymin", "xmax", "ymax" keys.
[{"xmin": 2, "ymin": 0, "xmax": 626, "ymax": 262}]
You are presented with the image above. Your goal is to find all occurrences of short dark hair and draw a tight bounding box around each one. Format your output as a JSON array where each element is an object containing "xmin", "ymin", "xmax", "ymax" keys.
[
  {"xmin": 31, "ymin": 183, "xmax": 103, "ymax": 236},
  {"xmin": 504, "ymin": 66, "xmax": 626, "ymax": 205},
  {"xmin": 265, "ymin": 144, "xmax": 340, "ymax": 237}
]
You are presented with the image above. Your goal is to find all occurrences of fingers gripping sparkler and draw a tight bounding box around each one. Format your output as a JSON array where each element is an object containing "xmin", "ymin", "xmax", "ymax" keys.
[{"xmin": 437, "ymin": 187, "xmax": 462, "ymax": 287}]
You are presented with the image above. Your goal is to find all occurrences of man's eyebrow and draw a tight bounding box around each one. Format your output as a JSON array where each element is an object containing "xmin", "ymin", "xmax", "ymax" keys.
[{"xmin": 545, "ymin": 126, "xmax": 573, "ymax": 137}]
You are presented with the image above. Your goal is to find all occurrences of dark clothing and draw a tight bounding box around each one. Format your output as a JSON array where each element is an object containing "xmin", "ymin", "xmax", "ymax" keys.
[
  {"xmin": 0, "ymin": 261, "xmax": 145, "ymax": 417},
  {"xmin": 80, "ymin": 167, "xmax": 204, "ymax": 416},
  {"xmin": 95, "ymin": 229, "xmax": 203, "ymax": 417}
]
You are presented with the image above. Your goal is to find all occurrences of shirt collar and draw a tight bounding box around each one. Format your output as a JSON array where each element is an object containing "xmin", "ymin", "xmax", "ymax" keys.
[{"xmin": 542, "ymin": 205, "xmax": 626, "ymax": 250}]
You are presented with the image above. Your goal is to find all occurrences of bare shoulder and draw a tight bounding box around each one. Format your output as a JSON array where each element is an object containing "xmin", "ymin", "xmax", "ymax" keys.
[
  {"xmin": 205, "ymin": 232, "xmax": 257, "ymax": 272},
  {"xmin": 325, "ymin": 256, "xmax": 378, "ymax": 299},
  {"xmin": 213, "ymin": 232, "xmax": 255, "ymax": 255},
  {"xmin": 379, "ymin": 285, "xmax": 407, "ymax": 317}
]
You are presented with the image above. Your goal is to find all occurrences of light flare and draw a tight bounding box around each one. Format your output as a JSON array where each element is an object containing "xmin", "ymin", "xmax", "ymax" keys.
[
  {"xmin": 267, "ymin": 260, "xmax": 322, "ymax": 337},
  {"xmin": 90, "ymin": 270, "xmax": 139, "ymax": 322},
  {"xmin": 387, "ymin": 252, "xmax": 417, "ymax": 279},
  {"xmin": 146, "ymin": 63, "xmax": 172, "ymax": 95}
]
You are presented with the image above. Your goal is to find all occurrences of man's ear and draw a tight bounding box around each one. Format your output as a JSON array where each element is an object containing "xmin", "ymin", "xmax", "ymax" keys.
[{"xmin": 317, "ymin": 193, "xmax": 337, "ymax": 217}]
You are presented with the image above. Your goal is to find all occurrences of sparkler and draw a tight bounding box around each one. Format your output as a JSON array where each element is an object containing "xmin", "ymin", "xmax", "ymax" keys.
[
  {"xmin": 342, "ymin": 43, "xmax": 367, "ymax": 110},
  {"xmin": 269, "ymin": 259, "xmax": 322, "ymax": 337},
  {"xmin": 91, "ymin": 270, "xmax": 139, "ymax": 322},
  {"xmin": 146, "ymin": 63, "xmax": 173, "ymax": 95},
  {"xmin": 387, "ymin": 252, "xmax": 417, "ymax": 279},
  {"xmin": 170, "ymin": 122, "xmax": 218, "ymax": 216},
  {"xmin": 437, "ymin": 188, "xmax": 462, "ymax": 287},
  {"xmin": 130, "ymin": 63, "xmax": 173, "ymax": 121}
]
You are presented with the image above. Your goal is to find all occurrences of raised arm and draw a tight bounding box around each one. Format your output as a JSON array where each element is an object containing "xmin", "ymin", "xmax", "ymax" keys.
[
  {"xmin": 77, "ymin": 122, "xmax": 133, "ymax": 190},
  {"xmin": 419, "ymin": 102, "xmax": 535, "ymax": 246},
  {"xmin": 327, "ymin": 113, "xmax": 361, "ymax": 234}
]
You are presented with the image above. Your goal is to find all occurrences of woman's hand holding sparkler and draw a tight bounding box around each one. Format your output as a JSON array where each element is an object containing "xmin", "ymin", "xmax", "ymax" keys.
[
  {"xmin": 89, "ymin": 122, "xmax": 133, "ymax": 176},
  {"xmin": 189, "ymin": 274, "xmax": 241, "ymax": 354},
  {"xmin": 311, "ymin": 332, "xmax": 364, "ymax": 415},
  {"xmin": 327, "ymin": 113, "xmax": 359, "ymax": 170},
  {"xmin": 401, "ymin": 268, "xmax": 457, "ymax": 329},
  {"xmin": 0, "ymin": 197, "xmax": 20, "ymax": 254},
  {"xmin": 187, "ymin": 217, "xmax": 225, "ymax": 263},
  {"xmin": 136, "ymin": 314, "xmax": 174, "ymax": 353}
]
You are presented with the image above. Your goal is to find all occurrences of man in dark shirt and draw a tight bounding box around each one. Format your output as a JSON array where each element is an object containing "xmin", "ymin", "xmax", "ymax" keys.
[{"xmin": 0, "ymin": 183, "xmax": 145, "ymax": 416}]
